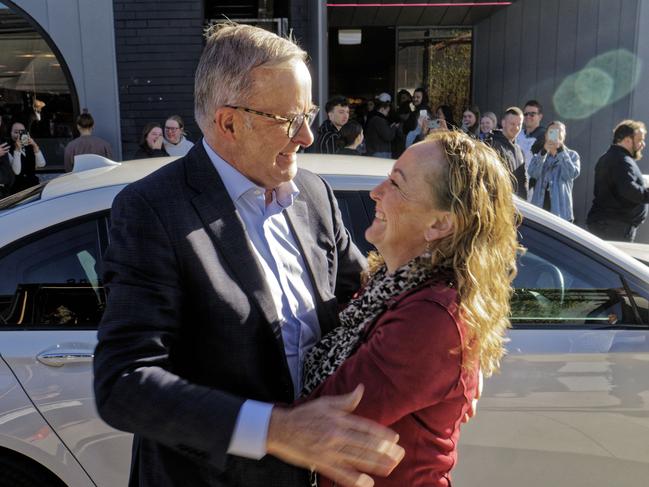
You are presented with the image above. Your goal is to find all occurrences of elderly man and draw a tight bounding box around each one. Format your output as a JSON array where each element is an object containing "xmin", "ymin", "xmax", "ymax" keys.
[
  {"xmin": 587, "ymin": 120, "xmax": 647, "ymax": 241},
  {"xmin": 93, "ymin": 23, "xmax": 403, "ymax": 487}
]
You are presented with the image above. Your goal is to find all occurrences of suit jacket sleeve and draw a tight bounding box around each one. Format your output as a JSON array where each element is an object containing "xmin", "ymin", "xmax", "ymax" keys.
[
  {"xmin": 93, "ymin": 185, "xmax": 244, "ymax": 471},
  {"xmin": 310, "ymin": 297, "xmax": 463, "ymax": 425}
]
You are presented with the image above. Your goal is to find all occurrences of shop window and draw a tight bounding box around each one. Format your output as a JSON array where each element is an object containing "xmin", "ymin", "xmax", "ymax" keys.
[
  {"xmin": 397, "ymin": 28, "xmax": 472, "ymax": 126},
  {"xmin": 0, "ymin": 2, "xmax": 77, "ymax": 171}
]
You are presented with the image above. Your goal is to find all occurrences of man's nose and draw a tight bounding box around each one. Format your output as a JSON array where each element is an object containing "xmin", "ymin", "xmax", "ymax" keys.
[{"xmin": 292, "ymin": 119, "xmax": 314, "ymax": 148}]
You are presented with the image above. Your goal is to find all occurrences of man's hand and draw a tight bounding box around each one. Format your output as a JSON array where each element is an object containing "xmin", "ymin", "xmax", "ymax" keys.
[
  {"xmin": 266, "ymin": 385, "xmax": 404, "ymax": 487},
  {"xmin": 0, "ymin": 142, "xmax": 9, "ymax": 157}
]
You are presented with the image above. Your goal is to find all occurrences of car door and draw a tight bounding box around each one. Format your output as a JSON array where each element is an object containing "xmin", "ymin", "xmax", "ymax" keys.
[
  {"xmin": 0, "ymin": 211, "xmax": 131, "ymax": 487},
  {"xmin": 454, "ymin": 221, "xmax": 649, "ymax": 487}
]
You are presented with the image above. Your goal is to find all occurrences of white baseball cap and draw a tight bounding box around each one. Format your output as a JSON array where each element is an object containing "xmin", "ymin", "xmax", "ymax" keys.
[{"xmin": 376, "ymin": 92, "xmax": 391, "ymax": 103}]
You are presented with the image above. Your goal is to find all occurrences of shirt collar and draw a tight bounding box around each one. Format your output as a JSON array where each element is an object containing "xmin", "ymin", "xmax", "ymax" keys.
[{"xmin": 202, "ymin": 138, "xmax": 299, "ymax": 208}]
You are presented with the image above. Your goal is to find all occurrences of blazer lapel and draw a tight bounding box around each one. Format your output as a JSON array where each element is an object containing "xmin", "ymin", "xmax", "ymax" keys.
[
  {"xmin": 284, "ymin": 194, "xmax": 337, "ymax": 336},
  {"xmin": 184, "ymin": 143, "xmax": 282, "ymax": 340}
]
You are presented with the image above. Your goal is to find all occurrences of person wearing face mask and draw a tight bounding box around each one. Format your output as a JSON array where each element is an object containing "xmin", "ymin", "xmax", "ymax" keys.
[
  {"xmin": 163, "ymin": 115, "xmax": 194, "ymax": 157},
  {"xmin": 587, "ymin": 120, "xmax": 648, "ymax": 241},
  {"xmin": 133, "ymin": 122, "xmax": 169, "ymax": 159},
  {"xmin": 527, "ymin": 121, "xmax": 580, "ymax": 222}
]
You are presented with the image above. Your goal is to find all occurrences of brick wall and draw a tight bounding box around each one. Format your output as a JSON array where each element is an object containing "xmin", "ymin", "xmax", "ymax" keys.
[{"xmin": 113, "ymin": 0, "xmax": 204, "ymax": 159}]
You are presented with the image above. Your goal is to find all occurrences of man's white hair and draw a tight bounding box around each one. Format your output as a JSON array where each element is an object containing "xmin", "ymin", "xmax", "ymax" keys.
[{"xmin": 194, "ymin": 22, "xmax": 307, "ymax": 134}]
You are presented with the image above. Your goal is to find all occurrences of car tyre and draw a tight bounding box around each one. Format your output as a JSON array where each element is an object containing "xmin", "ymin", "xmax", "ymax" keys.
[{"xmin": 0, "ymin": 455, "xmax": 66, "ymax": 487}]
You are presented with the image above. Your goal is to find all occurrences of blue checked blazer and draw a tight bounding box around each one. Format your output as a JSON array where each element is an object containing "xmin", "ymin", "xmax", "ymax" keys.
[{"xmin": 93, "ymin": 141, "xmax": 366, "ymax": 486}]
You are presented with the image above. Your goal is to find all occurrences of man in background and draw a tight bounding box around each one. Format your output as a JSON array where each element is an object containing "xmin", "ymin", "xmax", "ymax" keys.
[
  {"xmin": 587, "ymin": 120, "xmax": 647, "ymax": 241},
  {"xmin": 486, "ymin": 106, "xmax": 528, "ymax": 199},
  {"xmin": 312, "ymin": 96, "xmax": 349, "ymax": 154}
]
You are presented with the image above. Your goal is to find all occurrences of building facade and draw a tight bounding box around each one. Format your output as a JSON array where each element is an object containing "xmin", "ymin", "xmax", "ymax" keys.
[{"xmin": 3, "ymin": 0, "xmax": 649, "ymax": 238}]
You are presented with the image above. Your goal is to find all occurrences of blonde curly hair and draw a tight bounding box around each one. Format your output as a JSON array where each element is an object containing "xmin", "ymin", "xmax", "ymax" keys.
[{"xmin": 368, "ymin": 130, "xmax": 522, "ymax": 376}]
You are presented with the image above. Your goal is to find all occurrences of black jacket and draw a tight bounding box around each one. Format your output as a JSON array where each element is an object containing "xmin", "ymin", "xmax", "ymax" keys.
[
  {"xmin": 0, "ymin": 153, "xmax": 14, "ymax": 198},
  {"xmin": 10, "ymin": 144, "xmax": 40, "ymax": 193},
  {"xmin": 587, "ymin": 144, "xmax": 649, "ymax": 226},
  {"xmin": 486, "ymin": 130, "xmax": 528, "ymax": 199},
  {"xmin": 365, "ymin": 112, "xmax": 397, "ymax": 155},
  {"xmin": 134, "ymin": 145, "xmax": 169, "ymax": 159},
  {"xmin": 310, "ymin": 119, "xmax": 340, "ymax": 154}
]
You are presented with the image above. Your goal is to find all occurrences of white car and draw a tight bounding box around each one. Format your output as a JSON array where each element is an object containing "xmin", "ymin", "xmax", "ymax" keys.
[
  {"xmin": 611, "ymin": 240, "xmax": 649, "ymax": 266},
  {"xmin": 1, "ymin": 154, "xmax": 648, "ymax": 486}
]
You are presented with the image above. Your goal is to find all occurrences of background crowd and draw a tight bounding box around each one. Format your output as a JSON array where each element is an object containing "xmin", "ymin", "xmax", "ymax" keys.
[
  {"xmin": 0, "ymin": 111, "xmax": 195, "ymax": 197},
  {"xmin": 309, "ymin": 90, "xmax": 628, "ymax": 233}
]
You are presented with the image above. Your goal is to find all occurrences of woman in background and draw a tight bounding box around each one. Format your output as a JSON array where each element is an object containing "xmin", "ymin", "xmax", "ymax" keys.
[
  {"xmin": 461, "ymin": 105, "xmax": 481, "ymax": 138},
  {"xmin": 134, "ymin": 122, "xmax": 169, "ymax": 159},
  {"xmin": 336, "ymin": 120, "xmax": 364, "ymax": 156},
  {"xmin": 479, "ymin": 111, "xmax": 498, "ymax": 141}
]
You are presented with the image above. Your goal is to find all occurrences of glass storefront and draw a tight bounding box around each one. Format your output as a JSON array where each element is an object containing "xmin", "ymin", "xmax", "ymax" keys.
[
  {"xmin": 0, "ymin": 2, "xmax": 77, "ymax": 170},
  {"xmin": 397, "ymin": 28, "xmax": 472, "ymax": 123}
]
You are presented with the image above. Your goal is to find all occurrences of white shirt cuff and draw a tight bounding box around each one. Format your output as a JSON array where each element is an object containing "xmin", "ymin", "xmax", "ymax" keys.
[{"xmin": 226, "ymin": 399, "xmax": 273, "ymax": 460}]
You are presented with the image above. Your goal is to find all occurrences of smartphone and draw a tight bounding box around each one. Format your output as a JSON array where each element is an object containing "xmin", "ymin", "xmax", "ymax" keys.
[
  {"xmin": 19, "ymin": 131, "xmax": 30, "ymax": 146},
  {"xmin": 428, "ymin": 119, "xmax": 440, "ymax": 130},
  {"xmin": 547, "ymin": 128, "xmax": 559, "ymax": 142},
  {"xmin": 419, "ymin": 109, "xmax": 428, "ymax": 119}
]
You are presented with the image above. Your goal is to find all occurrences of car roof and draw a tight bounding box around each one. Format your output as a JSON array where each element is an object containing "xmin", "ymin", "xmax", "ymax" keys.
[{"xmin": 39, "ymin": 154, "xmax": 393, "ymax": 202}]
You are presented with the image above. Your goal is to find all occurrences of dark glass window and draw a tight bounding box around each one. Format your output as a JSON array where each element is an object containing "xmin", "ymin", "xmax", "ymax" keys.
[
  {"xmin": 513, "ymin": 223, "xmax": 637, "ymax": 327},
  {"xmin": 0, "ymin": 3, "xmax": 77, "ymax": 170},
  {"xmin": 334, "ymin": 190, "xmax": 375, "ymax": 256},
  {"xmin": 0, "ymin": 218, "xmax": 104, "ymax": 328}
]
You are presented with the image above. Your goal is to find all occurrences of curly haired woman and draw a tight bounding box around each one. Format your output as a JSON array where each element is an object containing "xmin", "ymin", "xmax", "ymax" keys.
[{"xmin": 303, "ymin": 130, "xmax": 521, "ymax": 487}]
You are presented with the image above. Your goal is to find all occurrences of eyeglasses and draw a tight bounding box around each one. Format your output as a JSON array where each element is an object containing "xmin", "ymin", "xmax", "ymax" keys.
[
  {"xmin": 164, "ymin": 126, "xmax": 181, "ymax": 132},
  {"xmin": 524, "ymin": 112, "xmax": 540, "ymax": 117},
  {"xmin": 225, "ymin": 105, "xmax": 320, "ymax": 139}
]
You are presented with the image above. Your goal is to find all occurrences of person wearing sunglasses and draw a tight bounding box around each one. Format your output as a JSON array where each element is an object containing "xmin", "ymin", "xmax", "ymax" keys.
[
  {"xmin": 163, "ymin": 114, "xmax": 194, "ymax": 157},
  {"xmin": 94, "ymin": 22, "xmax": 404, "ymax": 487},
  {"xmin": 516, "ymin": 100, "xmax": 546, "ymax": 186}
]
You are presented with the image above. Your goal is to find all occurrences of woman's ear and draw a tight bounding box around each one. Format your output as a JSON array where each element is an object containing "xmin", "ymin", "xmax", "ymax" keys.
[{"xmin": 424, "ymin": 213, "xmax": 455, "ymax": 242}]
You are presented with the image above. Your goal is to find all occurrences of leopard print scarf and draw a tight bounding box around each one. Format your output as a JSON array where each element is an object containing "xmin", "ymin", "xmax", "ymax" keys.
[{"xmin": 301, "ymin": 254, "xmax": 436, "ymax": 397}]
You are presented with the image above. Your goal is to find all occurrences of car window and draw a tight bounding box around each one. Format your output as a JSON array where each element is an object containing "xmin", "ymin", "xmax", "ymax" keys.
[
  {"xmin": 0, "ymin": 217, "xmax": 105, "ymax": 328},
  {"xmin": 334, "ymin": 190, "xmax": 375, "ymax": 256},
  {"xmin": 512, "ymin": 223, "xmax": 638, "ymax": 327}
]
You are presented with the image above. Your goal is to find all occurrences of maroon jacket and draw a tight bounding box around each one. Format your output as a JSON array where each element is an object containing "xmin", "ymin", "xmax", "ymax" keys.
[{"xmin": 311, "ymin": 282, "xmax": 478, "ymax": 487}]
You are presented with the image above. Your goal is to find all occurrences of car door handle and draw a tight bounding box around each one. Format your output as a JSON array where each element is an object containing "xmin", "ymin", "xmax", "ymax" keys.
[{"xmin": 37, "ymin": 348, "xmax": 94, "ymax": 367}]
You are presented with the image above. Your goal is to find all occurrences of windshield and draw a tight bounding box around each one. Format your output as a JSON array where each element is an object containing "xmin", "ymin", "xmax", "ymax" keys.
[{"xmin": 0, "ymin": 182, "xmax": 47, "ymax": 211}]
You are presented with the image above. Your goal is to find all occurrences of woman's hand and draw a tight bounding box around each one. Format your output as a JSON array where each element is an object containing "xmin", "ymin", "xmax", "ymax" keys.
[
  {"xmin": 151, "ymin": 135, "xmax": 163, "ymax": 150},
  {"xmin": 27, "ymin": 137, "xmax": 40, "ymax": 154}
]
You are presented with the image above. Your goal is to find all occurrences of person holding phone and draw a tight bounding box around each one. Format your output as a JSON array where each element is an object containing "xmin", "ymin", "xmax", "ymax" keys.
[
  {"xmin": 8, "ymin": 121, "xmax": 46, "ymax": 193},
  {"xmin": 527, "ymin": 121, "xmax": 580, "ymax": 222}
]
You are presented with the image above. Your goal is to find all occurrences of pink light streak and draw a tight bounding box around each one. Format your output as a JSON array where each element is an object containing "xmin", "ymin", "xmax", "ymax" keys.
[{"xmin": 327, "ymin": 2, "xmax": 512, "ymax": 7}]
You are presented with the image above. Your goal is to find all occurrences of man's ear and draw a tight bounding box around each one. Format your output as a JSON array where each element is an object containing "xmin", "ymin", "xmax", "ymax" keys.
[
  {"xmin": 424, "ymin": 213, "xmax": 455, "ymax": 242},
  {"xmin": 213, "ymin": 107, "xmax": 237, "ymax": 141}
]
